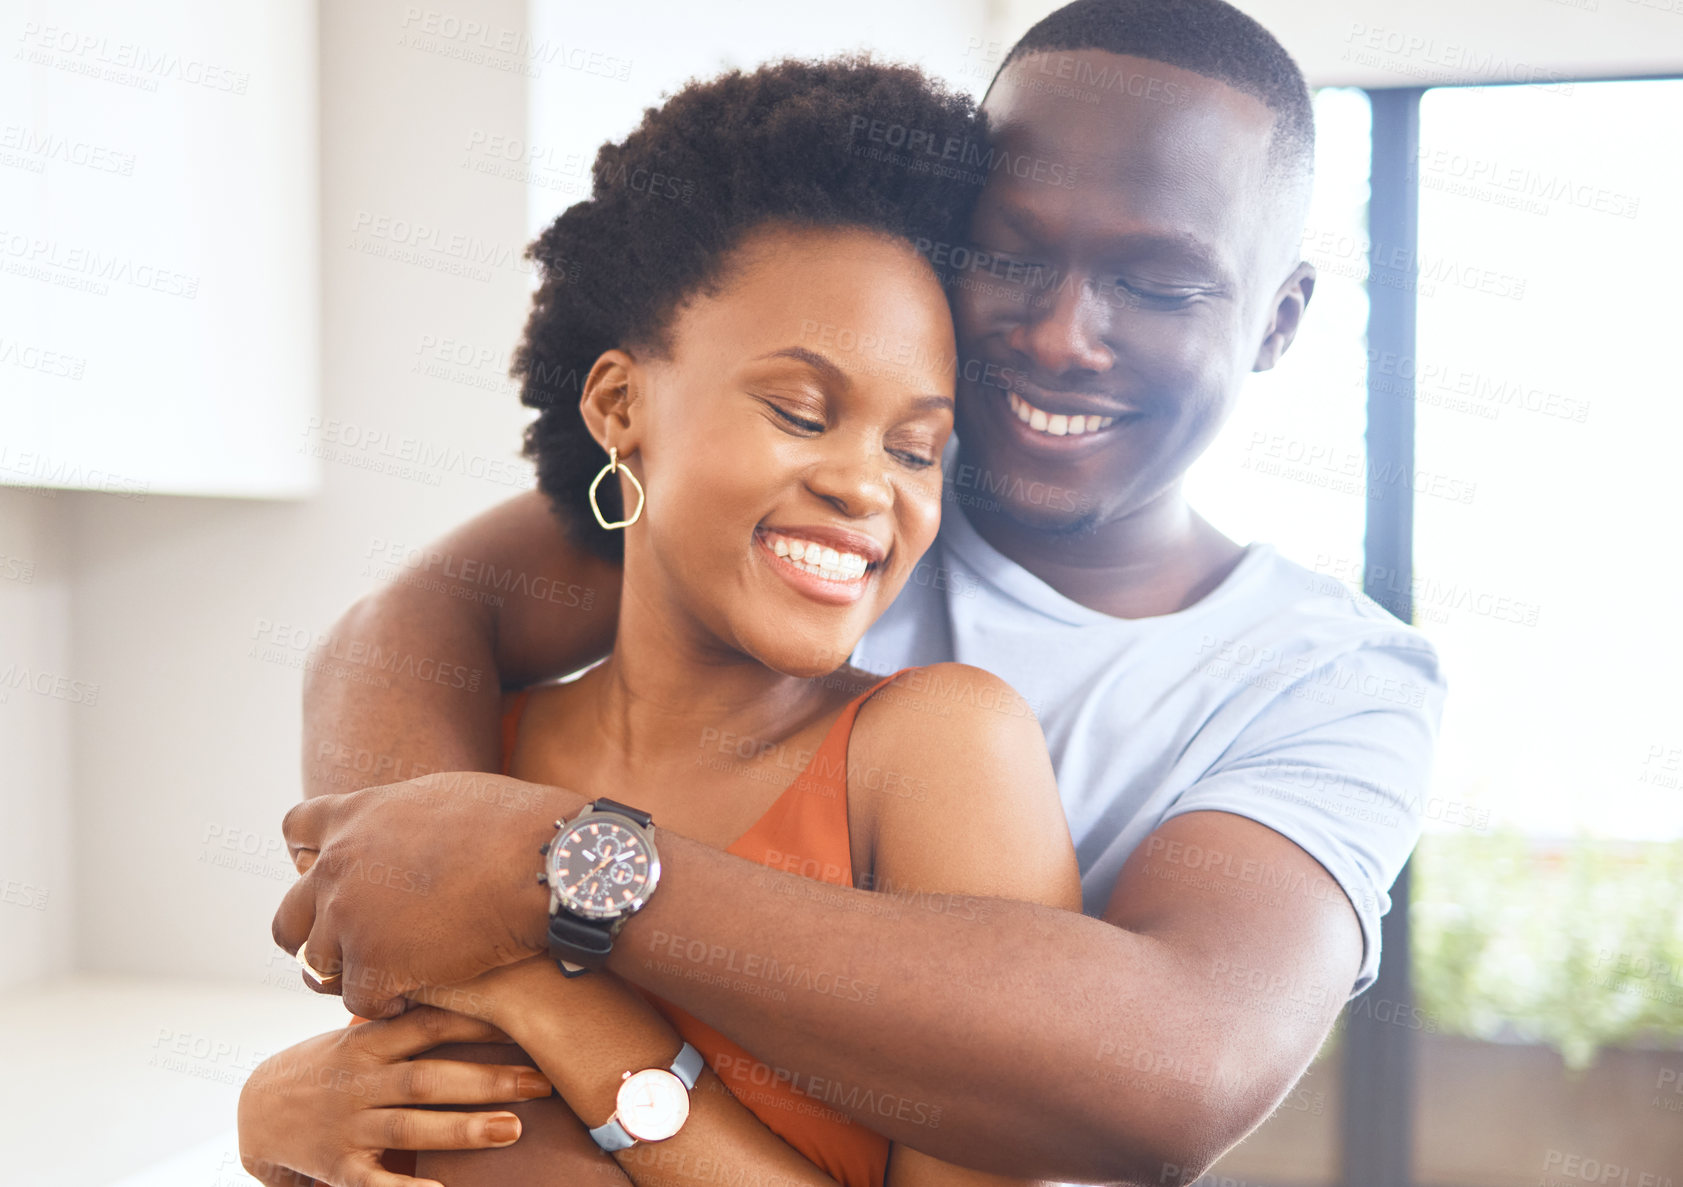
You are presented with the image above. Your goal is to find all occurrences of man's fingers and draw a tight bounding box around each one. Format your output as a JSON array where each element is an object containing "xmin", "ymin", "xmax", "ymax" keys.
[
  {"xmin": 380, "ymin": 1059, "xmax": 551, "ymax": 1106},
  {"xmin": 354, "ymin": 1108, "xmax": 524, "ymax": 1153},
  {"xmin": 358, "ymin": 1006, "xmax": 515, "ymax": 1059},
  {"xmin": 297, "ymin": 922, "xmax": 347, "ymax": 997},
  {"xmin": 341, "ymin": 960, "xmax": 406, "ymax": 1020},
  {"xmin": 282, "ymin": 794, "xmax": 336, "ymax": 862},
  {"xmin": 272, "ymin": 864, "xmax": 320, "ymax": 957}
]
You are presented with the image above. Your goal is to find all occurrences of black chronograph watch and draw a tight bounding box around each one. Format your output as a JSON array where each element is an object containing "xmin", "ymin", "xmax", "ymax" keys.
[{"xmin": 539, "ymin": 798, "xmax": 661, "ymax": 977}]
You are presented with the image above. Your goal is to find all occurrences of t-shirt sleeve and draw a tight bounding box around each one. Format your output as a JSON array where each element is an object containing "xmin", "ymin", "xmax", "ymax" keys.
[{"xmin": 1159, "ymin": 635, "xmax": 1447, "ymax": 999}]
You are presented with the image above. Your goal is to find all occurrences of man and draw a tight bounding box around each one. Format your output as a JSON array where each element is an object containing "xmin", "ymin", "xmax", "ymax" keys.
[{"xmin": 276, "ymin": 1, "xmax": 1445, "ymax": 1182}]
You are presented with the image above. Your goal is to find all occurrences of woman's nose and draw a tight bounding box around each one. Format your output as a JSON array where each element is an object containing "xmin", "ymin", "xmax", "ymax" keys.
[{"xmin": 805, "ymin": 439, "xmax": 894, "ymax": 519}]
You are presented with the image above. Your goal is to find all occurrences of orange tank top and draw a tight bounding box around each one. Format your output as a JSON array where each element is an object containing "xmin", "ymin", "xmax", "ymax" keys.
[{"xmin": 499, "ymin": 667, "xmax": 912, "ymax": 1187}]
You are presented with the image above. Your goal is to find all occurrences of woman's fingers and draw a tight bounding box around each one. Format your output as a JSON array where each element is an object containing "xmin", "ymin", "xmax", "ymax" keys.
[
  {"xmin": 353, "ymin": 1005, "xmax": 515, "ymax": 1059},
  {"xmin": 330, "ymin": 1150, "xmax": 447, "ymax": 1187},
  {"xmin": 354, "ymin": 1107, "xmax": 525, "ymax": 1152},
  {"xmin": 379, "ymin": 1059, "xmax": 551, "ymax": 1106}
]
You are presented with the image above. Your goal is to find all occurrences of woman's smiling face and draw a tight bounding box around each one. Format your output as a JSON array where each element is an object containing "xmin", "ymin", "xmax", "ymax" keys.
[{"xmin": 583, "ymin": 224, "xmax": 957, "ymax": 677}]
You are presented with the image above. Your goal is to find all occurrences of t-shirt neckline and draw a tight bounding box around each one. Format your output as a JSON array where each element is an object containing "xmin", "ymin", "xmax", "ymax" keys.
[{"xmin": 937, "ymin": 448, "xmax": 1270, "ymax": 628}]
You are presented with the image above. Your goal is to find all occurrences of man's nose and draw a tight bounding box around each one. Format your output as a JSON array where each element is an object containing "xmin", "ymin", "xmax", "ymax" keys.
[{"xmin": 1008, "ymin": 274, "xmax": 1114, "ymax": 377}]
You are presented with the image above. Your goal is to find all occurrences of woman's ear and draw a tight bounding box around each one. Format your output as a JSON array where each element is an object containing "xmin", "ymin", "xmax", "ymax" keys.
[{"xmin": 579, "ymin": 349, "xmax": 643, "ymax": 457}]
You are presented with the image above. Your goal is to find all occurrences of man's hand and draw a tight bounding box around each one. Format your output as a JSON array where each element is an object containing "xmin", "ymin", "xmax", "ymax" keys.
[
  {"xmin": 236, "ymin": 1008, "xmax": 552, "ymax": 1187},
  {"xmin": 274, "ymin": 772, "xmax": 585, "ymax": 1018}
]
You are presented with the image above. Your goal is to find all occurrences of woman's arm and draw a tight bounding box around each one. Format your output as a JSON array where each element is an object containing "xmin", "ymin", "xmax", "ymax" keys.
[
  {"xmin": 435, "ymin": 959, "xmax": 845, "ymax": 1187},
  {"xmin": 303, "ymin": 492, "xmax": 622, "ymax": 799},
  {"xmin": 235, "ymin": 1007, "xmax": 553, "ymax": 1187},
  {"xmin": 411, "ymin": 1041, "xmax": 635, "ymax": 1187},
  {"xmin": 852, "ymin": 664, "xmax": 1083, "ymax": 1187}
]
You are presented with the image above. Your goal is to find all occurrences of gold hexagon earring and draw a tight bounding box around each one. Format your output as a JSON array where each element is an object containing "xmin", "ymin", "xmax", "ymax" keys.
[{"xmin": 588, "ymin": 446, "xmax": 645, "ymax": 530}]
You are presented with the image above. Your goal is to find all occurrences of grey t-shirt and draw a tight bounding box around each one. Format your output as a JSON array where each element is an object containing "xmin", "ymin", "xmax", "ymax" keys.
[{"xmin": 851, "ymin": 460, "xmax": 1447, "ymax": 998}]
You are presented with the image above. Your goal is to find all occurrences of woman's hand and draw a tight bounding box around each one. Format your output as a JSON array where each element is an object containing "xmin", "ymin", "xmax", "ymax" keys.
[
  {"xmin": 236, "ymin": 1006, "xmax": 554, "ymax": 1187},
  {"xmin": 403, "ymin": 953, "xmax": 561, "ymax": 1032}
]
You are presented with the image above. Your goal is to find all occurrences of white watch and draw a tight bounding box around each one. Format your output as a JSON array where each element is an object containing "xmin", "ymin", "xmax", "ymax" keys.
[{"xmin": 588, "ymin": 1042, "xmax": 705, "ymax": 1152}]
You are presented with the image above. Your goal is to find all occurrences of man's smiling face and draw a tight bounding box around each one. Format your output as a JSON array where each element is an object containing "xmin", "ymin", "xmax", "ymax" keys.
[{"xmin": 951, "ymin": 49, "xmax": 1310, "ymax": 537}]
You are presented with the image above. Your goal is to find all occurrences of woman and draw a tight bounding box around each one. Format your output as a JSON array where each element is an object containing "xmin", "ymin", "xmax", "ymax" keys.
[{"xmin": 238, "ymin": 56, "xmax": 1080, "ymax": 1187}]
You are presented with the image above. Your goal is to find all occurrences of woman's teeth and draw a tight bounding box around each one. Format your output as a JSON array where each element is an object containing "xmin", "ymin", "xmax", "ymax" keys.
[
  {"xmin": 764, "ymin": 532, "xmax": 871, "ymax": 583},
  {"xmin": 1007, "ymin": 390, "xmax": 1118, "ymax": 437}
]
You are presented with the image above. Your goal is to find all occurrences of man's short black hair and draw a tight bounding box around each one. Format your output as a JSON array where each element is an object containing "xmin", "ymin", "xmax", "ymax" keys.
[{"xmin": 992, "ymin": 0, "xmax": 1315, "ymax": 199}]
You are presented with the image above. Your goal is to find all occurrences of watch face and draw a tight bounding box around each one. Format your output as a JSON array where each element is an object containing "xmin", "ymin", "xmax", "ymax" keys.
[
  {"xmin": 616, "ymin": 1068, "xmax": 690, "ymax": 1142},
  {"xmin": 548, "ymin": 815, "xmax": 657, "ymax": 920}
]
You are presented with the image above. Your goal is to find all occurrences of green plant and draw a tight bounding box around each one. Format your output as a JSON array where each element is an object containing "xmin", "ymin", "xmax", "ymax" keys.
[{"xmin": 1412, "ymin": 828, "xmax": 1683, "ymax": 1068}]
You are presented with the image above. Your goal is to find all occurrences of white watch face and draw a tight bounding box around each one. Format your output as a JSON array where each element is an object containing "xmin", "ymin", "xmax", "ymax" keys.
[{"xmin": 616, "ymin": 1067, "xmax": 690, "ymax": 1142}]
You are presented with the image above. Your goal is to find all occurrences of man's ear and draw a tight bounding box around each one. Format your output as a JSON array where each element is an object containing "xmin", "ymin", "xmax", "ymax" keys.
[
  {"xmin": 579, "ymin": 349, "xmax": 643, "ymax": 456},
  {"xmin": 1252, "ymin": 262, "xmax": 1316, "ymax": 373}
]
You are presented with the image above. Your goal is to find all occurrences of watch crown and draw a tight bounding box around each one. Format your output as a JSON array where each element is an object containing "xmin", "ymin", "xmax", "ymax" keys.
[{"xmin": 539, "ymin": 842, "xmax": 551, "ymax": 856}]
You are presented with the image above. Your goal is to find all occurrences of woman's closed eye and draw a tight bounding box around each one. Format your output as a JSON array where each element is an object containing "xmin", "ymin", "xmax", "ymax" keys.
[{"xmin": 766, "ymin": 402, "xmax": 826, "ymax": 434}]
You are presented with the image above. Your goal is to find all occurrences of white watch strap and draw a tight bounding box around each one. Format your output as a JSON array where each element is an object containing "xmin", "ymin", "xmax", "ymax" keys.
[{"xmin": 587, "ymin": 1042, "xmax": 704, "ymax": 1152}]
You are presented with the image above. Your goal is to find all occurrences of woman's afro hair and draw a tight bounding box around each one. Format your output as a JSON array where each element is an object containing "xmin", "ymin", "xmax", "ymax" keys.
[{"xmin": 512, "ymin": 54, "xmax": 985, "ymax": 561}]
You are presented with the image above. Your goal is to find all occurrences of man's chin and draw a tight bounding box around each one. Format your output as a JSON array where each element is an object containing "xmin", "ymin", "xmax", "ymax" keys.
[{"xmin": 950, "ymin": 482, "xmax": 1101, "ymax": 540}]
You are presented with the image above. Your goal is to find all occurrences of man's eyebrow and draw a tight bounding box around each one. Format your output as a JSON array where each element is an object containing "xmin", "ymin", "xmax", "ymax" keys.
[
  {"xmin": 991, "ymin": 198, "xmax": 1226, "ymax": 275},
  {"xmin": 753, "ymin": 347, "xmax": 953, "ymax": 412}
]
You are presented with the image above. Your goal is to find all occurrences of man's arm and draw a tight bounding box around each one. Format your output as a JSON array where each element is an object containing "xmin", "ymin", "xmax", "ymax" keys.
[
  {"xmin": 279, "ymin": 760, "xmax": 1359, "ymax": 1185},
  {"xmin": 303, "ymin": 492, "xmax": 622, "ymax": 798},
  {"xmin": 613, "ymin": 810, "xmax": 1356, "ymax": 1185}
]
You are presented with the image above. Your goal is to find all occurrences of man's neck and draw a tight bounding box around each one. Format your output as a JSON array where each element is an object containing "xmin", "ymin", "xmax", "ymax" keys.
[{"xmin": 958, "ymin": 478, "xmax": 1248, "ymax": 620}]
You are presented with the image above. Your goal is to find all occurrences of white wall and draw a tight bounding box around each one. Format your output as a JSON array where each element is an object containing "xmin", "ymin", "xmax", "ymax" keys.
[
  {"xmin": 993, "ymin": 0, "xmax": 1683, "ymax": 86},
  {"xmin": 0, "ymin": 0, "xmax": 319, "ymax": 498},
  {"xmin": 59, "ymin": 0, "xmax": 536, "ymax": 981},
  {"xmin": 0, "ymin": 491, "xmax": 74, "ymax": 990}
]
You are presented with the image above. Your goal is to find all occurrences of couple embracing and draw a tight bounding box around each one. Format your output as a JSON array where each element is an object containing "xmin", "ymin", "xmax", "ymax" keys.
[{"xmin": 243, "ymin": 2, "xmax": 1445, "ymax": 1185}]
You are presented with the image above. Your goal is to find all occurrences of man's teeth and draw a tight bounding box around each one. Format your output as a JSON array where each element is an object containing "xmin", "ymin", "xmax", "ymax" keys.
[
  {"xmin": 1006, "ymin": 390, "xmax": 1118, "ymax": 437},
  {"xmin": 764, "ymin": 532, "xmax": 872, "ymax": 582}
]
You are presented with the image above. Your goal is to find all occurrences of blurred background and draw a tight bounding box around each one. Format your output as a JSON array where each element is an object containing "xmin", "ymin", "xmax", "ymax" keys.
[{"xmin": 2, "ymin": 1, "xmax": 1681, "ymax": 1183}]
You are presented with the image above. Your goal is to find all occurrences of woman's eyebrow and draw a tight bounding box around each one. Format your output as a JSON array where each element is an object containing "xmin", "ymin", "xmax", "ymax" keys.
[
  {"xmin": 754, "ymin": 347, "xmax": 953, "ymax": 413},
  {"xmin": 752, "ymin": 346, "xmax": 846, "ymax": 384}
]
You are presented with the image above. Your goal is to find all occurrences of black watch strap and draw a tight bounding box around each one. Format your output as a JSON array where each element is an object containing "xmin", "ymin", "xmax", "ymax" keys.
[
  {"xmin": 548, "ymin": 912, "xmax": 614, "ymax": 977},
  {"xmin": 592, "ymin": 797, "xmax": 652, "ymax": 829}
]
